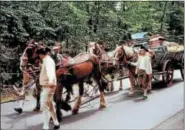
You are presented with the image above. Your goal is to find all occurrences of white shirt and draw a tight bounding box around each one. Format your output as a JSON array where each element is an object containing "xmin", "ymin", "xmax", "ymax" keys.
[
  {"xmin": 128, "ymin": 54, "xmax": 152, "ymax": 75},
  {"xmin": 137, "ymin": 55, "xmax": 152, "ymax": 75},
  {"xmin": 39, "ymin": 55, "xmax": 57, "ymax": 86}
]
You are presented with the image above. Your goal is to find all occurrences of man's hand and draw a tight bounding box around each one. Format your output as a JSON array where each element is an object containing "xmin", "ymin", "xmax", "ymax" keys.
[{"xmin": 127, "ymin": 61, "xmax": 131, "ymax": 65}]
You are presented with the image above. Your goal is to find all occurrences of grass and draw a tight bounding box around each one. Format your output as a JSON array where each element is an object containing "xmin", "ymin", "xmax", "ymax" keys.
[{"xmin": 1, "ymin": 94, "xmax": 17, "ymax": 103}]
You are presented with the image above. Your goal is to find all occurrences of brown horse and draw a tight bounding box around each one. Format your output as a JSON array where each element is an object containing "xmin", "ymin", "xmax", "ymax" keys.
[
  {"xmin": 88, "ymin": 41, "xmax": 123, "ymax": 91},
  {"xmin": 115, "ymin": 45, "xmax": 143, "ymax": 95},
  {"xmin": 115, "ymin": 44, "xmax": 155, "ymax": 99},
  {"xmin": 20, "ymin": 41, "xmax": 107, "ymax": 122},
  {"xmin": 55, "ymin": 52, "xmax": 106, "ymax": 122}
]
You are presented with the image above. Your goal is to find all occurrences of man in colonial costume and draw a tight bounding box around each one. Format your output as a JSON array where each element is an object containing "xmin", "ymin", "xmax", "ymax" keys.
[
  {"xmin": 128, "ymin": 46, "xmax": 155, "ymax": 98},
  {"xmin": 37, "ymin": 47, "xmax": 60, "ymax": 130}
]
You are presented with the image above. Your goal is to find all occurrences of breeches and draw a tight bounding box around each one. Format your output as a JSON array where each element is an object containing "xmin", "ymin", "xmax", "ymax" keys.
[
  {"xmin": 40, "ymin": 87, "xmax": 56, "ymax": 113},
  {"xmin": 137, "ymin": 69, "xmax": 149, "ymax": 89}
]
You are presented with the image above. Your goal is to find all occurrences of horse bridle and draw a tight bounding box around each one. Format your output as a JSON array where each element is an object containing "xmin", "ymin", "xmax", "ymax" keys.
[{"xmin": 21, "ymin": 44, "xmax": 42, "ymax": 74}]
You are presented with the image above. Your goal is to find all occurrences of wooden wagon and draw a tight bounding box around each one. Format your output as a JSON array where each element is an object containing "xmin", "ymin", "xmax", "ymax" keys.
[
  {"xmin": 133, "ymin": 34, "xmax": 184, "ymax": 87},
  {"xmin": 151, "ymin": 45, "xmax": 184, "ymax": 86}
]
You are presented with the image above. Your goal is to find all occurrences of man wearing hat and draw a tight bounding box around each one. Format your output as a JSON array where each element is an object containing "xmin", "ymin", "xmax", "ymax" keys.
[
  {"xmin": 37, "ymin": 47, "xmax": 60, "ymax": 130},
  {"xmin": 128, "ymin": 45, "xmax": 155, "ymax": 98},
  {"xmin": 51, "ymin": 43, "xmax": 64, "ymax": 65}
]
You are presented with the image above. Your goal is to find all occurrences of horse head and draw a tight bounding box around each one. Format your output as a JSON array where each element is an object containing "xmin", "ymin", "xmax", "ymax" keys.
[
  {"xmin": 115, "ymin": 45, "xmax": 125, "ymax": 62},
  {"xmin": 20, "ymin": 40, "xmax": 50, "ymax": 71}
]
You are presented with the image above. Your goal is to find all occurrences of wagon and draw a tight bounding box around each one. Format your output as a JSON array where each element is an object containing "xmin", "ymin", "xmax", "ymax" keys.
[{"xmin": 133, "ymin": 42, "xmax": 184, "ymax": 87}]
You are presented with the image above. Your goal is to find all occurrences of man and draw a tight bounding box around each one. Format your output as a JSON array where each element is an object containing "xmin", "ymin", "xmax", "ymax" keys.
[
  {"xmin": 51, "ymin": 43, "xmax": 63, "ymax": 64},
  {"xmin": 128, "ymin": 46, "xmax": 155, "ymax": 97},
  {"xmin": 14, "ymin": 40, "xmax": 41, "ymax": 113},
  {"xmin": 37, "ymin": 47, "xmax": 60, "ymax": 130},
  {"xmin": 14, "ymin": 56, "xmax": 35, "ymax": 114},
  {"xmin": 96, "ymin": 40, "xmax": 107, "ymax": 51},
  {"xmin": 87, "ymin": 41, "xmax": 109, "ymax": 91}
]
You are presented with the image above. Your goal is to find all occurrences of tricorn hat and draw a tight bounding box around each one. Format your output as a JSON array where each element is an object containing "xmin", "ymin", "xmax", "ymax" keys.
[
  {"xmin": 36, "ymin": 46, "xmax": 51, "ymax": 54},
  {"xmin": 140, "ymin": 45, "xmax": 149, "ymax": 52}
]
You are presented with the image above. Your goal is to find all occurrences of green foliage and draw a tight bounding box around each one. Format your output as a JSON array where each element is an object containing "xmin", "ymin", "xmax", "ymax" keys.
[{"xmin": 0, "ymin": 1, "xmax": 184, "ymax": 84}]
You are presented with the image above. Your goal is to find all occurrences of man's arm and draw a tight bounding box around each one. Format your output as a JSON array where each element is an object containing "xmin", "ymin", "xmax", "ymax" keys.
[
  {"xmin": 45, "ymin": 59, "xmax": 56, "ymax": 85},
  {"xmin": 127, "ymin": 61, "xmax": 138, "ymax": 66}
]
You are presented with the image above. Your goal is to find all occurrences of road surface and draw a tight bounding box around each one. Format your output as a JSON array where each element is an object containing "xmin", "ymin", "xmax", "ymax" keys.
[{"xmin": 1, "ymin": 70, "xmax": 184, "ymax": 130}]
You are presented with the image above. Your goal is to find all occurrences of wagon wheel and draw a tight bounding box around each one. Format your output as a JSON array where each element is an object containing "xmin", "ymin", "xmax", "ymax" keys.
[
  {"xmin": 162, "ymin": 60, "xmax": 174, "ymax": 87},
  {"xmin": 180, "ymin": 57, "xmax": 184, "ymax": 79}
]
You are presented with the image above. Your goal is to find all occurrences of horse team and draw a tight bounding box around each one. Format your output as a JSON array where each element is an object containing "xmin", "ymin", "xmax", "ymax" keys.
[{"xmin": 13, "ymin": 39, "xmax": 155, "ymax": 129}]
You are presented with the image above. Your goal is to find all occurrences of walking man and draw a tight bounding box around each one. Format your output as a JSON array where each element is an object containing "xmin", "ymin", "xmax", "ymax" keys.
[
  {"xmin": 128, "ymin": 45, "xmax": 155, "ymax": 98},
  {"xmin": 37, "ymin": 47, "xmax": 60, "ymax": 130}
]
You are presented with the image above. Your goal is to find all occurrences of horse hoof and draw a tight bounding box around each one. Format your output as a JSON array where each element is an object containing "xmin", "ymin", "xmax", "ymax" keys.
[
  {"xmin": 61, "ymin": 102, "xmax": 72, "ymax": 111},
  {"xmin": 147, "ymin": 88, "xmax": 152, "ymax": 93},
  {"xmin": 119, "ymin": 88, "xmax": 123, "ymax": 91},
  {"xmin": 14, "ymin": 108, "xmax": 23, "ymax": 114},
  {"xmin": 143, "ymin": 96, "xmax": 148, "ymax": 100},
  {"xmin": 128, "ymin": 92, "xmax": 134, "ymax": 96},
  {"xmin": 72, "ymin": 109, "xmax": 79, "ymax": 115},
  {"xmin": 33, "ymin": 107, "xmax": 40, "ymax": 112},
  {"xmin": 105, "ymin": 88, "xmax": 110, "ymax": 92},
  {"xmin": 99, "ymin": 104, "xmax": 106, "ymax": 109}
]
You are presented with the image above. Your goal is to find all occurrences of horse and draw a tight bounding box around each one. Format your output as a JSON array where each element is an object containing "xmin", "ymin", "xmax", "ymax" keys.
[
  {"xmin": 88, "ymin": 41, "xmax": 123, "ymax": 91},
  {"xmin": 13, "ymin": 40, "xmax": 74, "ymax": 114},
  {"xmin": 114, "ymin": 44, "xmax": 154, "ymax": 98},
  {"xmin": 13, "ymin": 40, "xmax": 42, "ymax": 114},
  {"xmin": 20, "ymin": 41, "xmax": 107, "ymax": 122},
  {"xmin": 55, "ymin": 51, "xmax": 107, "ymax": 122}
]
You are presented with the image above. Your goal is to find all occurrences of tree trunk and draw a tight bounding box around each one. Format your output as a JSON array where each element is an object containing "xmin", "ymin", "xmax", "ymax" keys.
[
  {"xmin": 159, "ymin": 1, "xmax": 168, "ymax": 33},
  {"xmin": 94, "ymin": 2, "xmax": 100, "ymax": 33}
]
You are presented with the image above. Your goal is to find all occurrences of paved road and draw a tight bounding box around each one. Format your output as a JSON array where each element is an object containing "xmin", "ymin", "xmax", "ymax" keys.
[
  {"xmin": 1, "ymin": 70, "xmax": 184, "ymax": 130},
  {"xmin": 154, "ymin": 109, "xmax": 184, "ymax": 130}
]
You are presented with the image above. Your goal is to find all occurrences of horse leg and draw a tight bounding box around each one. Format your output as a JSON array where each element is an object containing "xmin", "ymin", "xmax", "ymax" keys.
[
  {"xmin": 33, "ymin": 84, "xmax": 41, "ymax": 112},
  {"xmin": 101, "ymin": 77, "xmax": 109, "ymax": 92},
  {"xmin": 54, "ymin": 82, "xmax": 63, "ymax": 122},
  {"xmin": 110, "ymin": 81, "xmax": 114, "ymax": 92},
  {"xmin": 128, "ymin": 71, "xmax": 135, "ymax": 96},
  {"xmin": 110, "ymin": 75, "xmax": 114, "ymax": 91},
  {"xmin": 72, "ymin": 82, "xmax": 83, "ymax": 115},
  {"xmin": 98, "ymin": 80, "xmax": 106, "ymax": 109},
  {"xmin": 119, "ymin": 80, "xmax": 123, "ymax": 91},
  {"xmin": 118, "ymin": 71, "xmax": 123, "ymax": 90},
  {"xmin": 65, "ymin": 85, "xmax": 73, "ymax": 103},
  {"xmin": 94, "ymin": 65, "xmax": 106, "ymax": 108}
]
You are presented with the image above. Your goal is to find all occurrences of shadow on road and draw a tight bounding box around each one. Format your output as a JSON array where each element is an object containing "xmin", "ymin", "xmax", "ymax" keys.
[
  {"xmin": 25, "ymin": 124, "xmax": 43, "ymax": 130},
  {"xmin": 2, "ymin": 111, "xmax": 40, "ymax": 124},
  {"xmin": 152, "ymin": 78, "xmax": 183, "ymax": 91},
  {"xmin": 61, "ymin": 108, "xmax": 99, "ymax": 125},
  {"xmin": 108, "ymin": 78, "xmax": 183, "ymax": 104}
]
